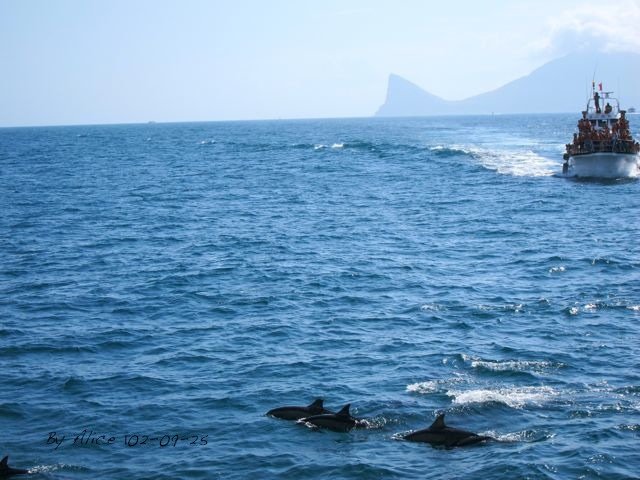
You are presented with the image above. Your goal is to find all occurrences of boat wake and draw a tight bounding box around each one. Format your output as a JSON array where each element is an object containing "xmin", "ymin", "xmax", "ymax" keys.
[
  {"xmin": 432, "ymin": 145, "xmax": 558, "ymax": 177},
  {"xmin": 472, "ymin": 148, "xmax": 558, "ymax": 177}
]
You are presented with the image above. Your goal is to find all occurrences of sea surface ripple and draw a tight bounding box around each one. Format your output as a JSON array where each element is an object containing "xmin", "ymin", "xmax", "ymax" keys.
[{"xmin": 1, "ymin": 115, "xmax": 639, "ymax": 479}]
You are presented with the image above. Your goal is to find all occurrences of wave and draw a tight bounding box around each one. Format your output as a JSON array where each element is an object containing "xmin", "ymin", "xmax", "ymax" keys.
[
  {"xmin": 311, "ymin": 141, "xmax": 374, "ymax": 151},
  {"xmin": 429, "ymin": 143, "xmax": 559, "ymax": 176},
  {"xmin": 549, "ymin": 265, "xmax": 566, "ymax": 274},
  {"xmin": 406, "ymin": 380, "xmax": 442, "ymax": 394},
  {"xmin": 419, "ymin": 303, "xmax": 445, "ymax": 312},
  {"xmin": 472, "ymin": 360, "xmax": 556, "ymax": 372},
  {"xmin": 437, "ymin": 144, "xmax": 556, "ymax": 176},
  {"xmin": 428, "ymin": 145, "xmax": 476, "ymax": 158},
  {"xmin": 446, "ymin": 386, "xmax": 559, "ymax": 408},
  {"xmin": 618, "ymin": 424, "xmax": 640, "ymax": 431},
  {"xmin": 475, "ymin": 148, "xmax": 558, "ymax": 177},
  {"xmin": 489, "ymin": 429, "xmax": 555, "ymax": 443},
  {"xmin": 294, "ymin": 140, "xmax": 429, "ymax": 154},
  {"xmin": 463, "ymin": 354, "xmax": 564, "ymax": 374},
  {"xmin": 406, "ymin": 375, "xmax": 466, "ymax": 394},
  {"xmin": 564, "ymin": 299, "xmax": 640, "ymax": 316},
  {"xmin": 29, "ymin": 464, "xmax": 91, "ymax": 475}
]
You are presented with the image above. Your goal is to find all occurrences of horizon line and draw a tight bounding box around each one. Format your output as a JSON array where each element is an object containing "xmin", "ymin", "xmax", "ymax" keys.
[{"xmin": 0, "ymin": 111, "xmax": 578, "ymax": 130}]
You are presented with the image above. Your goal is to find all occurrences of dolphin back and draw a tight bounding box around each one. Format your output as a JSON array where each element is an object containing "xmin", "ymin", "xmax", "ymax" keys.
[
  {"xmin": 404, "ymin": 413, "xmax": 491, "ymax": 448},
  {"xmin": 301, "ymin": 403, "xmax": 356, "ymax": 432},
  {"xmin": 336, "ymin": 403, "xmax": 351, "ymax": 416},
  {"xmin": 0, "ymin": 456, "xmax": 29, "ymax": 475},
  {"xmin": 267, "ymin": 398, "xmax": 330, "ymax": 420}
]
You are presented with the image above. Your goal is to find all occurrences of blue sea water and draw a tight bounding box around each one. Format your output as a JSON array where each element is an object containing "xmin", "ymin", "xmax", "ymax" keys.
[{"xmin": 1, "ymin": 115, "xmax": 639, "ymax": 479}]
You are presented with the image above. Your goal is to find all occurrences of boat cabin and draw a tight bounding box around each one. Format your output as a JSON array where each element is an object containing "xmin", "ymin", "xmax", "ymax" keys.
[
  {"xmin": 564, "ymin": 90, "xmax": 639, "ymax": 158},
  {"xmin": 584, "ymin": 91, "xmax": 621, "ymax": 131}
]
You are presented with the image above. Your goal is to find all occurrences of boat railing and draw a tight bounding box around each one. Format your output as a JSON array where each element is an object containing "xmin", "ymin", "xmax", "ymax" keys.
[{"xmin": 567, "ymin": 139, "xmax": 640, "ymax": 156}]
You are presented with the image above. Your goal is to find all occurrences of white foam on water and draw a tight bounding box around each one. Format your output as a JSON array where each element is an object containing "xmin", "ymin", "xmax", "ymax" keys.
[
  {"xmin": 475, "ymin": 303, "xmax": 524, "ymax": 313},
  {"xmin": 420, "ymin": 303, "xmax": 443, "ymax": 312},
  {"xmin": 406, "ymin": 380, "xmax": 440, "ymax": 394},
  {"xmin": 29, "ymin": 464, "xmax": 77, "ymax": 474},
  {"xmin": 488, "ymin": 430, "xmax": 555, "ymax": 443},
  {"xmin": 549, "ymin": 266, "xmax": 566, "ymax": 273},
  {"xmin": 463, "ymin": 354, "xmax": 562, "ymax": 374},
  {"xmin": 406, "ymin": 375, "xmax": 466, "ymax": 394},
  {"xmin": 331, "ymin": 143, "xmax": 344, "ymax": 149},
  {"xmin": 447, "ymin": 386, "xmax": 559, "ymax": 408},
  {"xmin": 465, "ymin": 146, "xmax": 558, "ymax": 177},
  {"xmin": 469, "ymin": 359, "xmax": 558, "ymax": 373},
  {"xmin": 313, "ymin": 144, "xmax": 327, "ymax": 150},
  {"xmin": 429, "ymin": 144, "xmax": 471, "ymax": 155}
]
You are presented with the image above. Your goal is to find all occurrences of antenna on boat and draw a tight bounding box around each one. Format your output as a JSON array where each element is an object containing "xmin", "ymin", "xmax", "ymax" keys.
[
  {"xmin": 618, "ymin": 77, "xmax": 621, "ymax": 103},
  {"xmin": 585, "ymin": 78, "xmax": 589, "ymax": 104},
  {"xmin": 589, "ymin": 63, "xmax": 598, "ymax": 108}
]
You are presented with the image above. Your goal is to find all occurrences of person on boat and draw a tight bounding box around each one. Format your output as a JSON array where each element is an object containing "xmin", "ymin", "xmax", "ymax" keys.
[
  {"xmin": 618, "ymin": 114, "xmax": 631, "ymax": 140},
  {"xmin": 594, "ymin": 91, "xmax": 601, "ymax": 113},
  {"xmin": 578, "ymin": 117, "xmax": 591, "ymax": 134},
  {"xmin": 604, "ymin": 103, "xmax": 612, "ymax": 114}
]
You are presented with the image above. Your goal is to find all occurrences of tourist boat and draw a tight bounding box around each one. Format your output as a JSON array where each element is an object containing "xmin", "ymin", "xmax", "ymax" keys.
[{"xmin": 563, "ymin": 87, "xmax": 640, "ymax": 178}]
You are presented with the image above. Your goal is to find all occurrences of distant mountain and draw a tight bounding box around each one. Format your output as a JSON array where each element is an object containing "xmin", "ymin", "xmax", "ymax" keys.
[{"xmin": 375, "ymin": 52, "xmax": 640, "ymax": 116}]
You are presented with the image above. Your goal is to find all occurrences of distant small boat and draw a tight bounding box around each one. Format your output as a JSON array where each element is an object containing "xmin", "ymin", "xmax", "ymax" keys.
[
  {"xmin": 628, "ymin": 107, "xmax": 637, "ymax": 113},
  {"xmin": 563, "ymin": 87, "xmax": 640, "ymax": 178}
]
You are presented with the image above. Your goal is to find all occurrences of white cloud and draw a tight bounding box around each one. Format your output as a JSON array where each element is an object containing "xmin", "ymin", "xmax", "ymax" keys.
[{"xmin": 539, "ymin": 0, "xmax": 640, "ymax": 56}]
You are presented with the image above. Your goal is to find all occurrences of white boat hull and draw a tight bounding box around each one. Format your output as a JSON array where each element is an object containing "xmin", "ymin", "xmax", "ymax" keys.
[{"xmin": 565, "ymin": 152, "xmax": 639, "ymax": 178}]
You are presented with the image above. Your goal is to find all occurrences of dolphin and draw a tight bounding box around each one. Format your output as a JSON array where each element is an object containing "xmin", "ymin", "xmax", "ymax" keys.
[
  {"xmin": 301, "ymin": 403, "xmax": 357, "ymax": 432},
  {"xmin": 267, "ymin": 398, "xmax": 332, "ymax": 421},
  {"xmin": 0, "ymin": 456, "xmax": 29, "ymax": 476},
  {"xmin": 403, "ymin": 413, "xmax": 491, "ymax": 448}
]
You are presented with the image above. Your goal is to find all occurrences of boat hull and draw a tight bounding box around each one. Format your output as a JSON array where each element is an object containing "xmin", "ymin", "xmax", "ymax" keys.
[{"xmin": 565, "ymin": 152, "xmax": 639, "ymax": 178}]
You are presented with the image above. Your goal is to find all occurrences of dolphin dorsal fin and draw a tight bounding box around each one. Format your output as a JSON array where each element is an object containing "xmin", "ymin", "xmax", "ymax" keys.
[
  {"xmin": 309, "ymin": 399, "xmax": 324, "ymax": 408},
  {"xmin": 1, "ymin": 456, "xmax": 7, "ymax": 466},
  {"xmin": 429, "ymin": 413, "xmax": 446, "ymax": 430},
  {"xmin": 337, "ymin": 404, "xmax": 351, "ymax": 416}
]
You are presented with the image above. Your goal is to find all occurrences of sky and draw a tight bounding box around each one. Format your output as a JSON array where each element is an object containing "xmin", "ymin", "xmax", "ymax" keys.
[{"xmin": 1, "ymin": 0, "xmax": 639, "ymax": 126}]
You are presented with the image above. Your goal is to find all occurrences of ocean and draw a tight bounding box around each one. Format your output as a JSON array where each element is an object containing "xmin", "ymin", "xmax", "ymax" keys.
[{"xmin": 1, "ymin": 115, "xmax": 639, "ymax": 479}]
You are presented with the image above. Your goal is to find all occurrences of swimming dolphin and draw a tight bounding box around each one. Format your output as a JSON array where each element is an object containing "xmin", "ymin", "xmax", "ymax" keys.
[
  {"xmin": 0, "ymin": 456, "xmax": 29, "ymax": 476},
  {"xmin": 267, "ymin": 398, "xmax": 332, "ymax": 421},
  {"xmin": 301, "ymin": 403, "xmax": 357, "ymax": 432},
  {"xmin": 403, "ymin": 413, "xmax": 491, "ymax": 448}
]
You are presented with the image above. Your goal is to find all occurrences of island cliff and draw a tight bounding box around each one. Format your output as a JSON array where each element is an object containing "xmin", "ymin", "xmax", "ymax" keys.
[{"xmin": 376, "ymin": 52, "xmax": 640, "ymax": 116}]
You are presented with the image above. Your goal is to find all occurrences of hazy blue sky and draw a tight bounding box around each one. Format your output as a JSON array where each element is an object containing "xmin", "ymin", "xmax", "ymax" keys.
[{"xmin": 1, "ymin": 0, "xmax": 639, "ymax": 126}]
